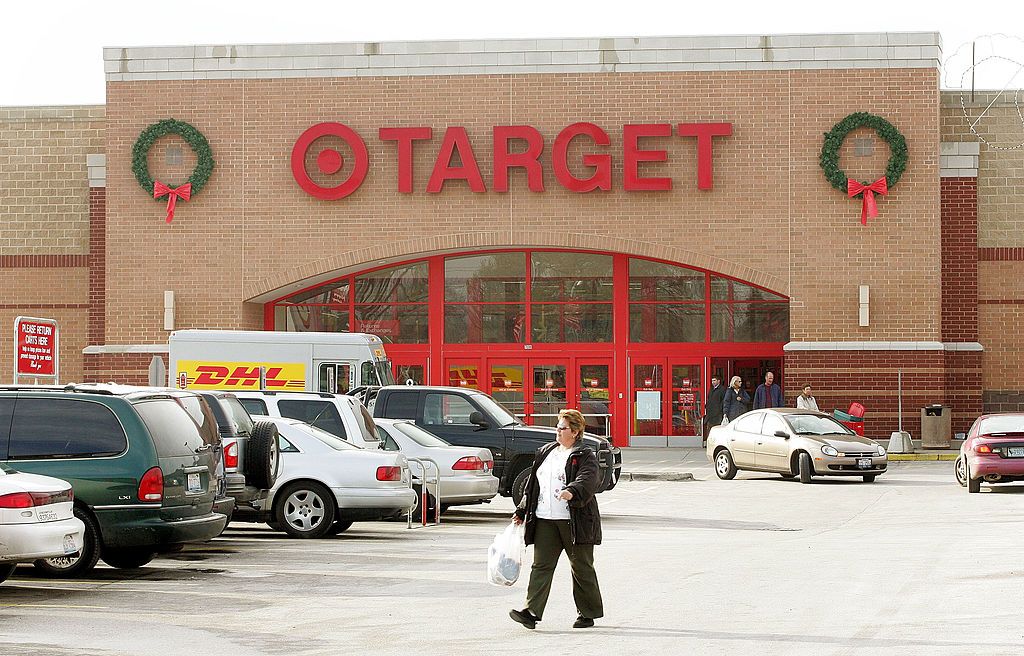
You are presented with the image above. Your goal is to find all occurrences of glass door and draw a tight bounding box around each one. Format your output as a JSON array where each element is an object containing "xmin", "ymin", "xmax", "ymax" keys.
[
  {"xmin": 445, "ymin": 359, "xmax": 481, "ymax": 390},
  {"xmin": 528, "ymin": 361, "xmax": 568, "ymax": 427},
  {"xmin": 670, "ymin": 362, "xmax": 702, "ymax": 441},
  {"xmin": 631, "ymin": 360, "xmax": 665, "ymax": 441},
  {"xmin": 392, "ymin": 355, "xmax": 428, "ymax": 385},
  {"xmin": 577, "ymin": 361, "xmax": 612, "ymax": 437},
  {"xmin": 488, "ymin": 362, "xmax": 526, "ymax": 420}
]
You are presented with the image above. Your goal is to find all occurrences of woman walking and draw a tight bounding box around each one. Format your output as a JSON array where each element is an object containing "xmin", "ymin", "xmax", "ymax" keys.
[
  {"xmin": 509, "ymin": 409, "xmax": 604, "ymax": 630},
  {"xmin": 722, "ymin": 375, "xmax": 751, "ymax": 423}
]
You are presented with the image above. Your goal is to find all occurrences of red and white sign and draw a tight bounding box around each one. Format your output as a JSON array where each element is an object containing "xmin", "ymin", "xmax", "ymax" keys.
[{"xmin": 15, "ymin": 316, "xmax": 58, "ymax": 378}]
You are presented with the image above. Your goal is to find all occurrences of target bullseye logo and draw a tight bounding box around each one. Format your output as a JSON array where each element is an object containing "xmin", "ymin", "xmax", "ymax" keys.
[{"xmin": 291, "ymin": 122, "xmax": 368, "ymax": 200}]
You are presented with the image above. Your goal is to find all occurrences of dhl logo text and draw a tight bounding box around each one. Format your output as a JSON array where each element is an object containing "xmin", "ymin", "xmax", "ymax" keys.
[{"xmin": 177, "ymin": 361, "xmax": 306, "ymax": 390}]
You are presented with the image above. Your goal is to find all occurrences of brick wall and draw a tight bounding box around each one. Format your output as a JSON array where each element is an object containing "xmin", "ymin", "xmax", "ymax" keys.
[{"xmin": 940, "ymin": 177, "xmax": 977, "ymax": 342}]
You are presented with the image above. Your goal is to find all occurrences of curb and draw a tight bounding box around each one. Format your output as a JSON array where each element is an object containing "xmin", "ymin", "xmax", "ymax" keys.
[
  {"xmin": 622, "ymin": 472, "xmax": 695, "ymax": 482},
  {"xmin": 887, "ymin": 453, "xmax": 958, "ymax": 461}
]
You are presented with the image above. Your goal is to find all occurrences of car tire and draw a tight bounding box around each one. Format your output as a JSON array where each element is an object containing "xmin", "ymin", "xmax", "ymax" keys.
[
  {"xmin": 954, "ymin": 456, "xmax": 968, "ymax": 488},
  {"xmin": 511, "ymin": 466, "xmax": 532, "ymax": 507},
  {"xmin": 0, "ymin": 564, "xmax": 16, "ymax": 584},
  {"xmin": 101, "ymin": 548, "xmax": 156, "ymax": 570},
  {"xmin": 967, "ymin": 459, "xmax": 981, "ymax": 493},
  {"xmin": 328, "ymin": 520, "xmax": 354, "ymax": 535},
  {"xmin": 246, "ymin": 421, "xmax": 281, "ymax": 490},
  {"xmin": 276, "ymin": 481, "xmax": 336, "ymax": 539},
  {"xmin": 34, "ymin": 506, "xmax": 101, "ymax": 578},
  {"xmin": 714, "ymin": 449, "xmax": 737, "ymax": 480},
  {"xmin": 862, "ymin": 475, "xmax": 877, "ymax": 483},
  {"xmin": 798, "ymin": 452, "xmax": 814, "ymax": 484}
]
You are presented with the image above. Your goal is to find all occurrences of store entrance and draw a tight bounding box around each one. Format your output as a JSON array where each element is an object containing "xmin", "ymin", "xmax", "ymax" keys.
[
  {"xmin": 629, "ymin": 357, "xmax": 703, "ymax": 446},
  {"xmin": 709, "ymin": 357, "xmax": 784, "ymax": 403}
]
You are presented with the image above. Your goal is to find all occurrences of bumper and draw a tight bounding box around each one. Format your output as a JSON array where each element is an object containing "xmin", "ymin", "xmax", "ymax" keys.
[
  {"xmin": 94, "ymin": 508, "xmax": 228, "ymax": 548},
  {"xmin": 213, "ymin": 496, "xmax": 236, "ymax": 519},
  {"xmin": 970, "ymin": 454, "xmax": 1024, "ymax": 477},
  {"xmin": 815, "ymin": 456, "xmax": 888, "ymax": 476},
  {"xmin": 433, "ymin": 475, "xmax": 499, "ymax": 503},
  {"xmin": 332, "ymin": 486, "xmax": 417, "ymax": 511},
  {"xmin": 226, "ymin": 476, "xmax": 267, "ymax": 507},
  {"xmin": 0, "ymin": 517, "xmax": 85, "ymax": 562}
]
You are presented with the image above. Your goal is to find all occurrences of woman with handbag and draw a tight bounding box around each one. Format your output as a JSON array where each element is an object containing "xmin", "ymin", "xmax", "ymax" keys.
[
  {"xmin": 509, "ymin": 409, "xmax": 604, "ymax": 630},
  {"xmin": 722, "ymin": 375, "xmax": 751, "ymax": 423}
]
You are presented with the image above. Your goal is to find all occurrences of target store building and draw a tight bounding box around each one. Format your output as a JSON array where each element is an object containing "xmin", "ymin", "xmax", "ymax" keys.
[{"xmin": 4, "ymin": 31, "xmax": 1020, "ymax": 446}]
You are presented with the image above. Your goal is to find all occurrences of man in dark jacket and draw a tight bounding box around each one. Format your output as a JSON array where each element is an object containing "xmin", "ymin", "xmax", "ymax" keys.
[
  {"xmin": 753, "ymin": 371, "xmax": 783, "ymax": 409},
  {"xmin": 703, "ymin": 376, "xmax": 726, "ymax": 445}
]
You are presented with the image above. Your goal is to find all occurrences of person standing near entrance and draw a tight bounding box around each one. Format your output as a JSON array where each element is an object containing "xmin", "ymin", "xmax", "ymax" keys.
[
  {"xmin": 753, "ymin": 371, "xmax": 783, "ymax": 409},
  {"xmin": 796, "ymin": 384, "xmax": 819, "ymax": 411},
  {"xmin": 509, "ymin": 409, "xmax": 604, "ymax": 630},
  {"xmin": 703, "ymin": 376, "xmax": 726, "ymax": 445},
  {"xmin": 722, "ymin": 376, "xmax": 751, "ymax": 422}
]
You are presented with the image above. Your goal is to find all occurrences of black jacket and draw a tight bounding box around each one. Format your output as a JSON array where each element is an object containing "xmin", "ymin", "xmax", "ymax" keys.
[
  {"xmin": 705, "ymin": 384, "xmax": 726, "ymax": 425},
  {"xmin": 515, "ymin": 442, "xmax": 602, "ymax": 546},
  {"xmin": 722, "ymin": 387, "xmax": 752, "ymax": 421}
]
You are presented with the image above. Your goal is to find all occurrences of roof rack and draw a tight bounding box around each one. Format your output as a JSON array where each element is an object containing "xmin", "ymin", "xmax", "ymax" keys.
[{"xmin": 0, "ymin": 383, "xmax": 116, "ymax": 395}]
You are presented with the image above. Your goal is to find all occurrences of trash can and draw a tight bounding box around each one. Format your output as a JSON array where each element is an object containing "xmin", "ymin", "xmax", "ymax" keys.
[{"xmin": 920, "ymin": 404, "xmax": 951, "ymax": 448}]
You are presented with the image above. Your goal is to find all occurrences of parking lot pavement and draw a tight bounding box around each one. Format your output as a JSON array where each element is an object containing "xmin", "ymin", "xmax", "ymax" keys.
[{"xmin": 2, "ymin": 462, "xmax": 1023, "ymax": 655}]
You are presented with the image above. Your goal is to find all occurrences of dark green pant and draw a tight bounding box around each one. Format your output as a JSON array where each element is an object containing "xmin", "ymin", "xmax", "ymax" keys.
[{"xmin": 526, "ymin": 518, "xmax": 604, "ymax": 620}]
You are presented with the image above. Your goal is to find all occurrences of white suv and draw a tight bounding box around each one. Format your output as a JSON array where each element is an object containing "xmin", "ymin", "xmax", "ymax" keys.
[{"xmin": 233, "ymin": 391, "xmax": 380, "ymax": 449}]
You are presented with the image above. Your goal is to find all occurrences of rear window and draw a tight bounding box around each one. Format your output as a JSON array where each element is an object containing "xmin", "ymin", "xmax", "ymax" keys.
[
  {"xmin": 383, "ymin": 391, "xmax": 419, "ymax": 419},
  {"xmin": 134, "ymin": 399, "xmax": 206, "ymax": 457},
  {"xmin": 356, "ymin": 403, "xmax": 379, "ymax": 442},
  {"xmin": 978, "ymin": 416, "xmax": 1024, "ymax": 435},
  {"xmin": 238, "ymin": 398, "xmax": 268, "ymax": 419},
  {"xmin": 177, "ymin": 396, "xmax": 219, "ymax": 446},
  {"xmin": 393, "ymin": 422, "xmax": 450, "ymax": 448},
  {"xmin": 220, "ymin": 396, "xmax": 256, "ymax": 435},
  {"xmin": 278, "ymin": 400, "xmax": 347, "ymax": 439},
  {"xmin": 8, "ymin": 398, "xmax": 128, "ymax": 459}
]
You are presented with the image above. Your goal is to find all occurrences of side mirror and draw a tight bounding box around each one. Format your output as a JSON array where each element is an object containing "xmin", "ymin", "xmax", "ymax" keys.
[
  {"xmin": 469, "ymin": 411, "xmax": 489, "ymax": 429},
  {"xmin": 774, "ymin": 430, "xmax": 790, "ymax": 439}
]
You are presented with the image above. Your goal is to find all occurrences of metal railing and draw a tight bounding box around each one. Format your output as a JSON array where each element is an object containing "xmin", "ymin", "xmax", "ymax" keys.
[{"xmin": 405, "ymin": 456, "xmax": 441, "ymax": 529}]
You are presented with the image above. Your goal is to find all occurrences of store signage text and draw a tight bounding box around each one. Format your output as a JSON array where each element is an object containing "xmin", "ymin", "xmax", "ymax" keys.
[
  {"xmin": 292, "ymin": 122, "xmax": 732, "ymax": 200},
  {"xmin": 15, "ymin": 316, "xmax": 58, "ymax": 378}
]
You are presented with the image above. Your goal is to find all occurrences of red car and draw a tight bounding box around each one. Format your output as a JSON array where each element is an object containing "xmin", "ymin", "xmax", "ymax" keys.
[{"xmin": 956, "ymin": 413, "xmax": 1024, "ymax": 493}]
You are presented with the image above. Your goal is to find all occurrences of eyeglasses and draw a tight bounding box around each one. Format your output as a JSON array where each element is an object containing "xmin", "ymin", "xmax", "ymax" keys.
[{"xmin": 556, "ymin": 425, "xmax": 571, "ymax": 431}]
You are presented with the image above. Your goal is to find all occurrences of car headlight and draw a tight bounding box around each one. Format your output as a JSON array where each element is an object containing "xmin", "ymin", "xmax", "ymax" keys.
[
  {"xmin": 876, "ymin": 445, "xmax": 886, "ymax": 457},
  {"xmin": 821, "ymin": 445, "xmax": 839, "ymax": 457}
]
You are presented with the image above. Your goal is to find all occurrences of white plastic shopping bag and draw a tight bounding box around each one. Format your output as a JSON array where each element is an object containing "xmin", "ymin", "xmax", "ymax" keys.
[{"xmin": 487, "ymin": 521, "xmax": 526, "ymax": 586}]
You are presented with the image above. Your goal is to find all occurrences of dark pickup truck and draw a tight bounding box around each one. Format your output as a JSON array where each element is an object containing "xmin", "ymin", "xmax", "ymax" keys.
[{"xmin": 370, "ymin": 385, "xmax": 622, "ymax": 505}]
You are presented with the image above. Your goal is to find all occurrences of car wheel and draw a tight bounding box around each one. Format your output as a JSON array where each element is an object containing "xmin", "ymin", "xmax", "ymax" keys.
[
  {"xmin": 328, "ymin": 520, "xmax": 354, "ymax": 535},
  {"xmin": 246, "ymin": 421, "xmax": 281, "ymax": 490},
  {"xmin": 511, "ymin": 466, "xmax": 532, "ymax": 507},
  {"xmin": 276, "ymin": 481, "xmax": 336, "ymax": 538},
  {"xmin": 967, "ymin": 459, "xmax": 981, "ymax": 493},
  {"xmin": 0, "ymin": 564, "xmax": 16, "ymax": 584},
  {"xmin": 862, "ymin": 475, "xmax": 877, "ymax": 483},
  {"xmin": 714, "ymin": 449, "xmax": 737, "ymax": 480},
  {"xmin": 34, "ymin": 506, "xmax": 101, "ymax": 578},
  {"xmin": 798, "ymin": 452, "xmax": 814, "ymax": 484},
  {"xmin": 954, "ymin": 456, "xmax": 968, "ymax": 488},
  {"xmin": 101, "ymin": 548, "xmax": 156, "ymax": 570}
]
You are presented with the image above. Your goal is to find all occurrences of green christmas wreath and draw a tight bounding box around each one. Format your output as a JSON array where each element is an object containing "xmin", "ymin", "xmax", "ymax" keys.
[
  {"xmin": 819, "ymin": 112, "xmax": 907, "ymax": 192},
  {"xmin": 131, "ymin": 119, "xmax": 214, "ymax": 197}
]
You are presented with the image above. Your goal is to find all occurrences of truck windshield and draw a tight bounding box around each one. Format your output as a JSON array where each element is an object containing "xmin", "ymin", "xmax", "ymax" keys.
[
  {"xmin": 360, "ymin": 360, "xmax": 396, "ymax": 386},
  {"xmin": 472, "ymin": 394, "xmax": 520, "ymax": 427}
]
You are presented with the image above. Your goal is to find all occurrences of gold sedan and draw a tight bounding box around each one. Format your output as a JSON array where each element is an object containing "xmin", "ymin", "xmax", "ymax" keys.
[{"xmin": 706, "ymin": 409, "xmax": 887, "ymax": 483}]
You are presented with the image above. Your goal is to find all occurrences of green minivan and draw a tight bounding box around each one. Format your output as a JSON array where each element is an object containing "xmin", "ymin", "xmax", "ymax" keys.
[{"xmin": 0, "ymin": 385, "xmax": 228, "ymax": 576}]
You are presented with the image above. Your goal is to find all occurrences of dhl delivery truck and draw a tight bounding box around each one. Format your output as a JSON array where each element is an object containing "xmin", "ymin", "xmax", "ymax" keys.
[{"xmin": 168, "ymin": 329, "xmax": 394, "ymax": 392}]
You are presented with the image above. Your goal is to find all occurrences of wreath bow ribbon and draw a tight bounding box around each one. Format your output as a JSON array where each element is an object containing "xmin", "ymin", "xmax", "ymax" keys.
[
  {"xmin": 153, "ymin": 181, "xmax": 192, "ymax": 224},
  {"xmin": 847, "ymin": 177, "xmax": 887, "ymax": 226}
]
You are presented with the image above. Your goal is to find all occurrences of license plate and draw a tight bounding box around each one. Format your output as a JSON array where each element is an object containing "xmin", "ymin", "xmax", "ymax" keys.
[
  {"xmin": 36, "ymin": 508, "xmax": 58, "ymax": 522},
  {"xmin": 63, "ymin": 534, "xmax": 77, "ymax": 555},
  {"xmin": 186, "ymin": 472, "xmax": 203, "ymax": 494},
  {"xmin": 1008, "ymin": 447, "xmax": 1024, "ymax": 457},
  {"xmin": 857, "ymin": 458, "xmax": 872, "ymax": 469}
]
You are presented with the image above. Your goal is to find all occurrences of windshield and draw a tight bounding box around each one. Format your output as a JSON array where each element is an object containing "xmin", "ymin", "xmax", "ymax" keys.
[
  {"xmin": 471, "ymin": 393, "xmax": 520, "ymax": 427},
  {"xmin": 302, "ymin": 423, "xmax": 362, "ymax": 451},
  {"xmin": 978, "ymin": 415, "xmax": 1024, "ymax": 435},
  {"xmin": 393, "ymin": 422, "xmax": 451, "ymax": 447},
  {"xmin": 377, "ymin": 360, "xmax": 395, "ymax": 385},
  {"xmin": 785, "ymin": 414, "xmax": 853, "ymax": 436}
]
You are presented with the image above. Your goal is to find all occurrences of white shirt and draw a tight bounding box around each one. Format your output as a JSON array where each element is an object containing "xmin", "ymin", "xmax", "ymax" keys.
[
  {"xmin": 535, "ymin": 446, "xmax": 572, "ymax": 520},
  {"xmin": 796, "ymin": 395, "xmax": 819, "ymax": 411}
]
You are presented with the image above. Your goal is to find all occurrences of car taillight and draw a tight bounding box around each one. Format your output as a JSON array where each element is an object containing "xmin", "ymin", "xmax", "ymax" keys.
[
  {"xmin": 224, "ymin": 441, "xmax": 238, "ymax": 469},
  {"xmin": 976, "ymin": 444, "xmax": 993, "ymax": 454},
  {"xmin": 452, "ymin": 456, "xmax": 485, "ymax": 470},
  {"xmin": 138, "ymin": 466, "xmax": 164, "ymax": 502},
  {"xmin": 376, "ymin": 466, "xmax": 401, "ymax": 481},
  {"xmin": 0, "ymin": 489, "xmax": 71, "ymax": 508},
  {"xmin": 0, "ymin": 492, "xmax": 34, "ymax": 508}
]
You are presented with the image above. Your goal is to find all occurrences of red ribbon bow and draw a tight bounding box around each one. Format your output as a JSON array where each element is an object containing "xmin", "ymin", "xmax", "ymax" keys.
[
  {"xmin": 847, "ymin": 177, "xmax": 888, "ymax": 226},
  {"xmin": 153, "ymin": 181, "xmax": 192, "ymax": 224}
]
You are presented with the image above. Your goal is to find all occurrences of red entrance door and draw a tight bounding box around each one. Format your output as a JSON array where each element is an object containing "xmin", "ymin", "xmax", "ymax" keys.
[{"xmin": 630, "ymin": 357, "xmax": 702, "ymax": 444}]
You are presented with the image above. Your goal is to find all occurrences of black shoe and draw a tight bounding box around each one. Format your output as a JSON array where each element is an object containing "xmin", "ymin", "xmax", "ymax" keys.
[
  {"xmin": 573, "ymin": 615, "xmax": 595, "ymax": 629},
  {"xmin": 509, "ymin": 608, "xmax": 539, "ymax": 629}
]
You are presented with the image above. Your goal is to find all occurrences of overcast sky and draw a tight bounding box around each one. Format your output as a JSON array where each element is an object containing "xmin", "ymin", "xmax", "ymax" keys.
[{"xmin": 1, "ymin": 0, "xmax": 1022, "ymax": 105}]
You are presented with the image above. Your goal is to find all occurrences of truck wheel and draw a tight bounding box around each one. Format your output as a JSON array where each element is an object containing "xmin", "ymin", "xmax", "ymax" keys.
[
  {"xmin": 511, "ymin": 467, "xmax": 532, "ymax": 507},
  {"xmin": 34, "ymin": 507, "xmax": 101, "ymax": 578},
  {"xmin": 246, "ymin": 421, "xmax": 281, "ymax": 490}
]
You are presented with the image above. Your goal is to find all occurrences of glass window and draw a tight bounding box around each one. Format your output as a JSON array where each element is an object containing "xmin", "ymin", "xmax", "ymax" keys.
[
  {"xmin": 383, "ymin": 391, "xmax": 420, "ymax": 419},
  {"xmin": 355, "ymin": 262, "xmax": 428, "ymax": 304},
  {"xmin": 278, "ymin": 435, "xmax": 300, "ymax": 453},
  {"xmin": 762, "ymin": 414, "xmax": 789, "ymax": 436},
  {"xmin": 712, "ymin": 304, "xmax": 790, "ymax": 342},
  {"xmin": 470, "ymin": 393, "xmax": 519, "ymax": 427},
  {"xmin": 176, "ymin": 396, "xmax": 220, "ymax": 446},
  {"xmin": 978, "ymin": 415, "xmax": 1024, "ymax": 435},
  {"xmin": 377, "ymin": 426, "xmax": 401, "ymax": 451},
  {"xmin": 356, "ymin": 403, "xmax": 380, "ymax": 442},
  {"xmin": 423, "ymin": 393, "xmax": 477, "ymax": 426},
  {"xmin": 8, "ymin": 398, "xmax": 128, "ymax": 460},
  {"xmin": 786, "ymin": 414, "xmax": 852, "ymax": 436},
  {"xmin": 394, "ymin": 422, "xmax": 452, "ymax": 447},
  {"xmin": 445, "ymin": 253, "xmax": 526, "ymax": 302},
  {"xmin": 711, "ymin": 277, "xmax": 787, "ymax": 301},
  {"xmin": 446, "ymin": 364, "xmax": 480, "ymax": 389},
  {"xmin": 286, "ymin": 281, "xmax": 349, "ymax": 304},
  {"xmin": 134, "ymin": 399, "xmax": 207, "ymax": 458},
  {"xmin": 354, "ymin": 304, "xmax": 427, "ymax": 344},
  {"xmin": 732, "ymin": 412, "xmax": 764, "ymax": 434},
  {"xmin": 445, "ymin": 304, "xmax": 525, "ymax": 343},
  {"xmin": 238, "ymin": 398, "xmax": 268, "ymax": 418},
  {"xmin": 531, "ymin": 252, "xmax": 613, "ymax": 301},
  {"xmin": 532, "ymin": 304, "xmax": 612, "ymax": 342},
  {"xmin": 629, "ymin": 304, "xmax": 705, "ymax": 342},
  {"xmin": 629, "ymin": 259, "xmax": 705, "ymax": 301},
  {"xmin": 275, "ymin": 305, "xmax": 349, "ymax": 333},
  {"xmin": 277, "ymin": 400, "xmax": 347, "ymax": 439},
  {"xmin": 318, "ymin": 363, "xmax": 351, "ymax": 394}
]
